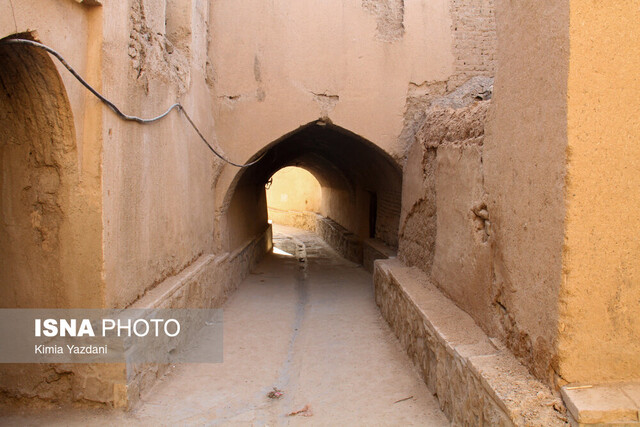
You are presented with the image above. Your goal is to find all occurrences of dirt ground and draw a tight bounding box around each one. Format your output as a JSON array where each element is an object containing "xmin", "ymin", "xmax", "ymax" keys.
[{"xmin": 0, "ymin": 225, "xmax": 448, "ymax": 426}]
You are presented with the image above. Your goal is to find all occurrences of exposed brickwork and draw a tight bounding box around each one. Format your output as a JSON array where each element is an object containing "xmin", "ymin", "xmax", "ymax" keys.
[
  {"xmin": 376, "ymin": 188, "xmax": 402, "ymax": 247},
  {"xmin": 449, "ymin": 0, "xmax": 497, "ymax": 90}
]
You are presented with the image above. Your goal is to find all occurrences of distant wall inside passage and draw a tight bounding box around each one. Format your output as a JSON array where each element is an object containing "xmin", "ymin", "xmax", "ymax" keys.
[{"xmin": 267, "ymin": 167, "xmax": 321, "ymax": 231}]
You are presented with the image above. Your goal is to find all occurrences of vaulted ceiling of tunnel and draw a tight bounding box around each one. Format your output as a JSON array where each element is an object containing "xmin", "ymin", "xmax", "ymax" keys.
[
  {"xmin": 245, "ymin": 123, "xmax": 401, "ymax": 190},
  {"xmin": 224, "ymin": 122, "xmax": 403, "ymax": 251}
]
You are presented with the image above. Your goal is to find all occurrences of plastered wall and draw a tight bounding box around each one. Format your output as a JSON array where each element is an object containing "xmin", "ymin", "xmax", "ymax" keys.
[
  {"xmin": 211, "ymin": 0, "xmax": 456, "ymax": 228},
  {"xmin": 557, "ymin": 0, "xmax": 640, "ymax": 384},
  {"xmin": 399, "ymin": 94, "xmax": 497, "ymax": 341},
  {"xmin": 101, "ymin": 0, "xmax": 220, "ymax": 308}
]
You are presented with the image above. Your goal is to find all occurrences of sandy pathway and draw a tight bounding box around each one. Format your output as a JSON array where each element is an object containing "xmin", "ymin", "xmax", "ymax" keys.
[{"xmin": 0, "ymin": 225, "xmax": 448, "ymax": 426}]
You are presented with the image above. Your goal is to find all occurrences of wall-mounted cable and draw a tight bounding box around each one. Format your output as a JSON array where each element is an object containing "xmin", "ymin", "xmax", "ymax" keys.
[{"xmin": 0, "ymin": 38, "xmax": 264, "ymax": 168}]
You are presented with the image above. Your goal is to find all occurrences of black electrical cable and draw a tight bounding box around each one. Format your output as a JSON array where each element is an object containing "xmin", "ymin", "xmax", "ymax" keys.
[{"xmin": 0, "ymin": 38, "xmax": 264, "ymax": 168}]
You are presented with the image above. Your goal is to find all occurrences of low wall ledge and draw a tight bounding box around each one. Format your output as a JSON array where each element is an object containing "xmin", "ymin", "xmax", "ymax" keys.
[{"xmin": 373, "ymin": 258, "xmax": 566, "ymax": 426}]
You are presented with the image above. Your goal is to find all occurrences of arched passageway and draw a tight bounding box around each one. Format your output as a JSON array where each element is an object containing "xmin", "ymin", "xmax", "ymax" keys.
[{"xmin": 221, "ymin": 121, "xmax": 403, "ymax": 255}]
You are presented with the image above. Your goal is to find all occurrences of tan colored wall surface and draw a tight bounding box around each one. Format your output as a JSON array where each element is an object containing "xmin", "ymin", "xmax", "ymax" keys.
[
  {"xmin": 558, "ymin": 0, "xmax": 640, "ymax": 384},
  {"xmin": 0, "ymin": 1, "xmax": 104, "ymax": 309},
  {"xmin": 210, "ymin": 0, "xmax": 453, "ymax": 158},
  {"xmin": 211, "ymin": 0, "xmax": 457, "ymax": 221},
  {"xmin": 0, "ymin": 0, "xmax": 113, "ymax": 406},
  {"xmin": 431, "ymin": 130, "xmax": 493, "ymax": 331},
  {"xmin": 100, "ymin": 0, "xmax": 220, "ymax": 308},
  {"xmin": 482, "ymin": 0, "xmax": 569, "ymax": 384},
  {"xmin": 399, "ymin": 97, "xmax": 497, "ymax": 339},
  {"xmin": 267, "ymin": 167, "xmax": 321, "ymax": 213}
]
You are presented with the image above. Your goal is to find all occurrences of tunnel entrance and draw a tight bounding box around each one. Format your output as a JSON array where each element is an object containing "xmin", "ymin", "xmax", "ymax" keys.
[{"xmin": 222, "ymin": 121, "xmax": 402, "ymax": 266}]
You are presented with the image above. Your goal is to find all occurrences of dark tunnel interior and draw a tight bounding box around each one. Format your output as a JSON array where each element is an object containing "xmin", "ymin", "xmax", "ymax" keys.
[{"xmin": 223, "ymin": 121, "xmax": 403, "ymax": 252}]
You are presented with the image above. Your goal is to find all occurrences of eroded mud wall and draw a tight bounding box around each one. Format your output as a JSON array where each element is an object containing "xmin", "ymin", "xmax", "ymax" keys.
[
  {"xmin": 397, "ymin": 0, "xmax": 569, "ymax": 389},
  {"xmin": 0, "ymin": 0, "xmax": 110, "ymax": 406},
  {"xmin": 0, "ymin": 3, "xmax": 104, "ymax": 310},
  {"xmin": 0, "ymin": 41, "xmax": 81, "ymax": 308},
  {"xmin": 402, "ymin": 100, "xmax": 495, "ymax": 329},
  {"xmin": 101, "ymin": 0, "xmax": 220, "ymax": 308},
  {"xmin": 482, "ymin": 0, "xmax": 569, "ymax": 385}
]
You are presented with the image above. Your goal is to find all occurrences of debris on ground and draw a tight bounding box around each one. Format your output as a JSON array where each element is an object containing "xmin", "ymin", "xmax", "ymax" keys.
[
  {"xmin": 393, "ymin": 396, "xmax": 414, "ymax": 404},
  {"xmin": 267, "ymin": 387, "xmax": 284, "ymax": 399},
  {"xmin": 288, "ymin": 404, "xmax": 313, "ymax": 417}
]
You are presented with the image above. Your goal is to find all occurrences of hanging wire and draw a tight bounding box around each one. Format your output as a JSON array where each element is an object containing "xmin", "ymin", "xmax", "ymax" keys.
[{"xmin": 0, "ymin": 38, "xmax": 264, "ymax": 168}]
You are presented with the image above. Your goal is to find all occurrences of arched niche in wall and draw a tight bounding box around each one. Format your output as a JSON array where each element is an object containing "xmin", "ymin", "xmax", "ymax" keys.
[{"xmin": 0, "ymin": 34, "xmax": 80, "ymax": 308}]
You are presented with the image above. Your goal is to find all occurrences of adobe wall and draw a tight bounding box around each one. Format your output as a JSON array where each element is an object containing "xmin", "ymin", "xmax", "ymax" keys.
[
  {"xmin": 0, "ymin": 0, "xmax": 104, "ymax": 309},
  {"xmin": 4, "ymin": 0, "xmax": 237, "ymax": 311},
  {"xmin": 0, "ymin": 0, "xmax": 110, "ymax": 407},
  {"xmin": 396, "ymin": 0, "xmax": 640, "ymax": 404},
  {"xmin": 0, "ymin": 0, "xmax": 236, "ymax": 407},
  {"xmin": 211, "ymin": 0, "xmax": 456, "ymax": 237},
  {"xmin": 400, "ymin": 96, "xmax": 496, "ymax": 329},
  {"xmin": 397, "ymin": 0, "xmax": 567, "ymax": 388},
  {"xmin": 100, "ymin": 0, "xmax": 223, "ymax": 308},
  {"xmin": 558, "ymin": 0, "xmax": 640, "ymax": 384}
]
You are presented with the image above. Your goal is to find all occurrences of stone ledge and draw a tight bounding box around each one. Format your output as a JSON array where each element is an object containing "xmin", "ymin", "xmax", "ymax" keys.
[
  {"xmin": 122, "ymin": 225, "xmax": 272, "ymax": 409},
  {"xmin": 129, "ymin": 254, "xmax": 217, "ymax": 309},
  {"xmin": 374, "ymin": 258, "xmax": 566, "ymax": 426},
  {"xmin": 561, "ymin": 383, "xmax": 640, "ymax": 426},
  {"xmin": 363, "ymin": 238, "xmax": 396, "ymax": 273},
  {"xmin": 315, "ymin": 216, "xmax": 363, "ymax": 264}
]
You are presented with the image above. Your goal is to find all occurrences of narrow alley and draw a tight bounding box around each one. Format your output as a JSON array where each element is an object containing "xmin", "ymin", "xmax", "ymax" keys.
[
  {"xmin": 3, "ymin": 2, "xmax": 639, "ymax": 424},
  {"xmin": 0, "ymin": 225, "xmax": 448, "ymax": 426}
]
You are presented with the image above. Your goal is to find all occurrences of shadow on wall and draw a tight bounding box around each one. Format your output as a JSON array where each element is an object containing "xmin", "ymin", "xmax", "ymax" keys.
[
  {"xmin": 220, "ymin": 121, "xmax": 403, "ymax": 253},
  {"xmin": 0, "ymin": 33, "xmax": 82, "ymax": 309}
]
